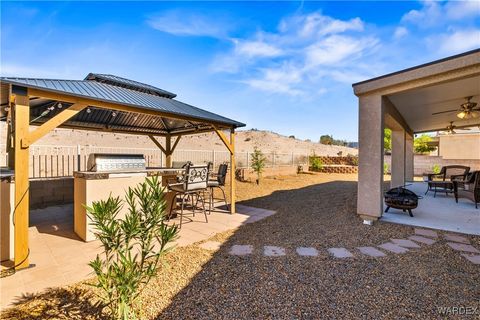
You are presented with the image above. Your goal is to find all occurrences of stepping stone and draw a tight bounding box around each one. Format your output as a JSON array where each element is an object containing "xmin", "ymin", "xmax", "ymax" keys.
[
  {"xmin": 391, "ymin": 239, "xmax": 421, "ymax": 248},
  {"xmin": 229, "ymin": 245, "xmax": 253, "ymax": 256},
  {"xmin": 443, "ymin": 234, "xmax": 470, "ymax": 244},
  {"xmin": 408, "ymin": 235, "xmax": 436, "ymax": 245},
  {"xmin": 461, "ymin": 254, "xmax": 480, "ymax": 265},
  {"xmin": 357, "ymin": 246, "xmax": 386, "ymax": 257},
  {"xmin": 327, "ymin": 248, "xmax": 354, "ymax": 258},
  {"xmin": 378, "ymin": 243, "xmax": 409, "ymax": 254},
  {"xmin": 296, "ymin": 247, "xmax": 318, "ymax": 257},
  {"xmin": 414, "ymin": 228, "xmax": 438, "ymax": 238},
  {"xmin": 446, "ymin": 242, "xmax": 480, "ymax": 254},
  {"xmin": 264, "ymin": 246, "xmax": 286, "ymax": 257},
  {"xmin": 199, "ymin": 241, "xmax": 222, "ymax": 251}
]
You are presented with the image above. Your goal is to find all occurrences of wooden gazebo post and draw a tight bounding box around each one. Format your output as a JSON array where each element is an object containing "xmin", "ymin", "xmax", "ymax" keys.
[
  {"xmin": 13, "ymin": 89, "xmax": 30, "ymax": 269},
  {"xmin": 230, "ymin": 128, "xmax": 236, "ymax": 214}
]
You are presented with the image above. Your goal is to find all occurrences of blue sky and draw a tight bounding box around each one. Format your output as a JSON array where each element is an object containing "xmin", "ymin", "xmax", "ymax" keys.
[{"xmin": 1, "ymin": 1, "xmax": 479, "ymax": 142}]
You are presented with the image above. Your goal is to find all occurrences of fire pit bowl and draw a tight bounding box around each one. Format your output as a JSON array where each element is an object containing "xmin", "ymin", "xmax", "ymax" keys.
[{"xmin": 384, "ymin": 187, "xmax": 420, "ymax": 217}]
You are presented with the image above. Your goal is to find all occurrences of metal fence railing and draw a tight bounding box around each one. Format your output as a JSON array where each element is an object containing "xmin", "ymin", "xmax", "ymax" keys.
[{"xmin": 0, "ymin": 145, "xmax": 309, "ymax": 179}]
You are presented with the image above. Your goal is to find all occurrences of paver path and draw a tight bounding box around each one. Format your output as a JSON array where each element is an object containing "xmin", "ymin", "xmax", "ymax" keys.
[{"xmin": 221, "ymin": 228, "xmax": 479, "ymax": 266}]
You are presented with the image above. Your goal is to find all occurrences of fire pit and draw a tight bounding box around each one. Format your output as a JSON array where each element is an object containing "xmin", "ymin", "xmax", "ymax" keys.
[{"xmin": 384, "ymin": 187, "xmax": 420, "ymax": 217}]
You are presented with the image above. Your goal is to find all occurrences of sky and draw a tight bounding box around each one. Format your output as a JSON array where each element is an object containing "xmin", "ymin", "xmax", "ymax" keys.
[{"xmin": 1, "ymin": 1, "xmax": 479, "ymax": 142}]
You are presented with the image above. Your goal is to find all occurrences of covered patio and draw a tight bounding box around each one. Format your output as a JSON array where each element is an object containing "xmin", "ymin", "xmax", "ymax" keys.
[
  {"xmin": 0, "ymin": 73, "xmax": 245, "ymax": 272},
  {"xmin": 353, "ymin": 49, "xmax": 480, "ymax": 233}
]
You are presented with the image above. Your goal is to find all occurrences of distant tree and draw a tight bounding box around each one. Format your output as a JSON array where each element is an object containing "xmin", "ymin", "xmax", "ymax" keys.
[
  {"xmin": 320, "ymin": 134, "xmax": 348, "ymax": 146},
  {"xmin": 320, "ymin": 135, "xmax": 334, "ymax": 145},
  {"xmin": 414, "ymin": 134, "xmax": 436, "ymax": 154},
  {"xmin": 250, "ymin": 147, "xmax": 267, "ymax": 185},
  {"xmin": 288, "ymin": 135, "xmax": 295, "ymax": 139},
  {"xmin": 384, "ymin": 129, "xmax": 392, "ymax": 153}
]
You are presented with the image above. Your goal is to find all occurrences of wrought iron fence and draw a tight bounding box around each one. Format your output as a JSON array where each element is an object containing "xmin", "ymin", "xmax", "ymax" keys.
[{"xmin": 0, "ymin": 145, "xmax": 308, "ymax": 179}]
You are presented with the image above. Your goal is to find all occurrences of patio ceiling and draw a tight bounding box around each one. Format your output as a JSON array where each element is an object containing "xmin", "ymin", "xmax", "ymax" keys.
[{"xmin": 387, "ymin": 75, "xmax": 480, "ymax": 133}]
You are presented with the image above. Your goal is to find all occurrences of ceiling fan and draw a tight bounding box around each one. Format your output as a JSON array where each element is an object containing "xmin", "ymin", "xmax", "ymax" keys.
[
  {"xmin": 444, "ymin": 121, "xmax": 471, "ymax": 135},
  {"xmin": 432, "ymin": 96, "xmax": 479, "ymax": 119}
]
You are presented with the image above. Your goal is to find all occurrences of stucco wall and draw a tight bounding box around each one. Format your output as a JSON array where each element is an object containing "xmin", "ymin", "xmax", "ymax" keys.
[
  {"xmin": 385, "ymin": 155, "xmax": 480, "ymax": 176},
  {"xmin": 439, "ymin": 134, "xmax": 480, "ymax": 160}
]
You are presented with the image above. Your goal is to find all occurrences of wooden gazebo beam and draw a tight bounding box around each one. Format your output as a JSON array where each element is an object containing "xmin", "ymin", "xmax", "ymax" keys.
[{"xmin": 213, "ymin": 126, "xmax": 236, "ymax": 214}]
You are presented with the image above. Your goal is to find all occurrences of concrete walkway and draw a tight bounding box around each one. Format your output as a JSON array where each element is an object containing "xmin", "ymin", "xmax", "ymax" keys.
[{"xmin": 0, "ymin": 202, "xmax": 276, "ymax": 309}]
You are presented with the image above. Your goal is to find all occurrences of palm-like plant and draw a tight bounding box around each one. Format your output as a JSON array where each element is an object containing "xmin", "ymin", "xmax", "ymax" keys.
[
  {"xmin": 251, "ymin": 147, "xmax": 267, "ymax": 185},
  {"xmin": 86, "ymin": 176, "xmax": 178, "ymax": 319}
]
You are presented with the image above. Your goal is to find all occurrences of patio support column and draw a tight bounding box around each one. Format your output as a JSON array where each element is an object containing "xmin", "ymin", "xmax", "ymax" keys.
[
  {"xmin": 230, "ymin": 128, "xmax": 236, "ymax": 214},
  {"xmin": 357, "ymin": 94, "xmax": 384, "ymax": 222},
  {"xmin": 13, "ymin": 90, "xmax": 30, "ymax": 269},
  {"xmin": 391, "ymin": 129, "xmax": 406, "ymax": 188},
  {"xmin": 405, "ymin": 133, "xmax": 414, "ymax": 181}
]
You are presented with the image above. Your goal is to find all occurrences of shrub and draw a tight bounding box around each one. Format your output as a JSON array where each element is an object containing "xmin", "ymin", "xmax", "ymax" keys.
[
  {"xmin": 250, "ymin": 147, "xmax": 267, "ymax": 185},
  {"xmin": 86, "ymin": 176, "xmax": 178, "ymax": 320},
  {"xmin": 346, "ymin": 154, "xmax": 359, "ymax": 166},
  {"xmin": 432, "ymin": 164, "xmax": 441, "ymax": 174},
  {"xmin": 289, "ymin": 135, "xmax": 295, "ymax": 139},
  {"xmin": 384, "ymin": 163, "xmax": 389, "ymax": 174},
  {"xmin": 309, "ymin": 153, "xmax": 323, "ymax": 171}
]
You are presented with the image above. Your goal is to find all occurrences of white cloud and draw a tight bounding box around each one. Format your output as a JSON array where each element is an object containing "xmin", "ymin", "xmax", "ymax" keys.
[
  {"xmin": 235, "ymin": 40, "xmax": 283, "ymax": 58},
  {"xmin": 305, "ymin": 35, "xmax": 378, "ymax": 67},
  {"xmin": 211, "ymin": 11, "xmax": 377, "ymax": 96},
  {"xmin": 279, "ymin": 12, "xmax": 364, "ymax": 37},
  {"xmin": 394, "ymin": 27, "xmax": 408, "ymax": 39},
  {"xmin": 437, "ymin": 29, "xmax": 480, "ymax": 54},
  {"xmin": 402, "ymin": 0, "xmax": 480, "ymax": 27},
  {"xmin": 147, "ymin": 11, "xmax": 229, "ymax": 38}
]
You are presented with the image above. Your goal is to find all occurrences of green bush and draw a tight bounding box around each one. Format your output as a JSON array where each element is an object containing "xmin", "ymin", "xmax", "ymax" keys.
[
  {"xmin": 86, "ymin": 176, "xmax": 178, "ymax": 320},
  {"xmin": 432, "ymin": 164, "xmax": 441, "ymax": 174},
  {"xmin": 346, "ymin": 154, "xmax": 358, "ymax": 166},
  {"xmin": 309, "ymin": 153, "xmax": 324, "ymax": 171},
  {"xmin": 384, "ymin": 163, "xmax": 389, "ymax": 174}
]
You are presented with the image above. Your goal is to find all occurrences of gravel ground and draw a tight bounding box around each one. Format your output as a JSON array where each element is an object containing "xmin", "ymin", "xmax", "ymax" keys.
[{"xmin": 2, "ymin": 173, "xmax": 479, "ymax": 319}]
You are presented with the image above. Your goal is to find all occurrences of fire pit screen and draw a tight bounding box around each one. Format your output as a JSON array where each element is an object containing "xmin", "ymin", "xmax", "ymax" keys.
[{"xmin": 384, "ymin": 187, "xmax": 420, "ymax": 217}]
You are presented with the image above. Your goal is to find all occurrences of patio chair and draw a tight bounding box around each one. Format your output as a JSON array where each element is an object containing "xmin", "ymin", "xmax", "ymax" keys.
[
  {"xmin": 168, "ymin": 163, "xmax": 210, "ymax": 228},
  {"xmin": 425, "ymin": 165, "xmax": 470, "ymax": 197},
  {"xmin": 207, "ymin": 163, "xmax": 229, "ymax": 213},
  {"xmin": 454, "ymin": 171, "xmax": 480, "ymax": 209}
]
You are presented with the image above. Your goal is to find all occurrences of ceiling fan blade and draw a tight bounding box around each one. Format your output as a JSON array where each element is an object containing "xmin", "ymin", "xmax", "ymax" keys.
[{"xmin": 432, "ymin": 109, "xmax": 457, "ymax": 115}]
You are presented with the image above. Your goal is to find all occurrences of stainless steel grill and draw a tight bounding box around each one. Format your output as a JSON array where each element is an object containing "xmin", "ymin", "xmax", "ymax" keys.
[{"xmin": 87, "ymin": 153, "xmax": 146, "ymax": 172}]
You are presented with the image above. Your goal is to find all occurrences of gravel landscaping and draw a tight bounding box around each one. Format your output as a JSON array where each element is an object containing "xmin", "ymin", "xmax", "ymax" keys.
[{"xmin": 2, "ymin": 173, "xmax": 479, "ymax": 319}]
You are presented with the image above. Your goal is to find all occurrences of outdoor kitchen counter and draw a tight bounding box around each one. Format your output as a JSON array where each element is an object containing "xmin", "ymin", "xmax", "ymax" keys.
[
  {"xmin": 73, "ymin": 168, "xmax": 185, "ymax": 180},
  {"xmin": 74, "ymin": 168, "xmax": 183, "ymax": 242}
]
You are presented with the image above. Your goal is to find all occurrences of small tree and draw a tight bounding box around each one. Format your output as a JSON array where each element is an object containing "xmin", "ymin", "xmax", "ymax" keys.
[
  {"xmin": 414, "ymin": 134, "xmax": 436, "ymax": 154},
  {"xmin": 250, "ymin": 147, "xmax": 267, "ymax": 185},
  {"xmin": 86, "ymin": 176, "xmax": 178, "ymax": 320}
]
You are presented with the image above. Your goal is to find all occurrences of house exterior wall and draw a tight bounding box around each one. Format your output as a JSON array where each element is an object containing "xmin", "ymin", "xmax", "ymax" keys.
[{"xmin": 438, "ymin": 134, "xmax": 480, "ymax": 160}]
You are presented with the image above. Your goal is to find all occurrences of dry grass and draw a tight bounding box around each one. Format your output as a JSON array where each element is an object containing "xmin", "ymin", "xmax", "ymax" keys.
[{"xmin": 2, "ymin": 173, "xmax": 479, "ymax": 320}]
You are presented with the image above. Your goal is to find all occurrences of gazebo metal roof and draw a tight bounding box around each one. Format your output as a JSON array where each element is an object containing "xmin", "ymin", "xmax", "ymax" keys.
[{"xmin": 0, "ymin": 73, "xmax": 245, "ymax": 135}]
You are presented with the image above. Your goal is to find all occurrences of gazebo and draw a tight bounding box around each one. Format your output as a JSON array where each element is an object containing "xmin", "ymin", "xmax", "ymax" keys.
[{"xmin": 0, "ymin": 73, "xmax": 245, "ymax": 270}]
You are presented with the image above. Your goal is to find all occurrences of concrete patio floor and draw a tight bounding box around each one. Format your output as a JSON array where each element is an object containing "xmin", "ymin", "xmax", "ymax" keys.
[
  {"xmin": 0, "ymin": 201, "xmax": 275, "ymax": 309},
  {"xmin": 382, "ymin": 182, "xmax": 480, "ymax": 236}
]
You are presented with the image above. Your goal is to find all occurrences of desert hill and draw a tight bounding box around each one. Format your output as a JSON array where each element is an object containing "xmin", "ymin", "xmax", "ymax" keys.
[{"xmin": 0, "ymin": 122, "xmax": 357, "ymax": 156}]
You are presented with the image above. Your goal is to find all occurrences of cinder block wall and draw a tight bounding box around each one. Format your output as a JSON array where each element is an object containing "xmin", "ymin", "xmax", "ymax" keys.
[
  {"xmin": 29, "ymin": 178, "xmax": 74, "ymax": 209},
  {"xmin": 384, "ymin": 155, "xmax": 480, "ymax": 176}
]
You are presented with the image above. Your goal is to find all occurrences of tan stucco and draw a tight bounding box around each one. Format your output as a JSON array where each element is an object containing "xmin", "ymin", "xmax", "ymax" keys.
[
  {"xmin": 74, "ymin": 174, "xmax": 148, "ymax": 242},
  {"xmin": 438, "ymin": 133, "xmax": 480, "ymax": 160},
  {"xmin": 1, "ymin": 181, "xmax": 14, "ymax": 261}
]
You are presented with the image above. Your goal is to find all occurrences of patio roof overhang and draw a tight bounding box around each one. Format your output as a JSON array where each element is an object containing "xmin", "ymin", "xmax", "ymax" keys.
[
  {"xmin": 1, "ymin": 73, "xmax": 243, "ymax": 270},
  {"xmin": 352, "ymin": 48, "xmax": 480, "ymax": 224}
]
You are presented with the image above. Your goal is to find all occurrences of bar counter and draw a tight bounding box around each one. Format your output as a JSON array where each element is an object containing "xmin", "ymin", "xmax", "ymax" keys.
[{"xmin": 74, "ymin": 168, "xmax": 183, "ymax": 241}]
